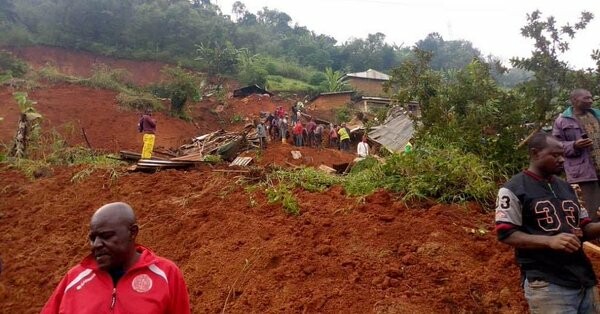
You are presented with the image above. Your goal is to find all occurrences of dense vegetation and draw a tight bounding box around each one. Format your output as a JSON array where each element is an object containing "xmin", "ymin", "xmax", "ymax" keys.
[{"xmin": 0, "ymin": 0, "xmax": 528, "ymax": 90}]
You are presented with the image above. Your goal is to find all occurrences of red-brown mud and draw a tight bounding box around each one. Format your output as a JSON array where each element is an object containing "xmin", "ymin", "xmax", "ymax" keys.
[
  {"xmin": 7, "ymin": 46, "xmax": 169, "ymax": 86},
  {"xmin": 240, "ymin": 140, "xmax": 356, "ymax": 168},
  {"xmin": 0, "ymin": 165, "xmax": 531, "ymax": 313},
  {"xmin": 0, "ymin": 84, "xmax": 198, "ymax": 152}
]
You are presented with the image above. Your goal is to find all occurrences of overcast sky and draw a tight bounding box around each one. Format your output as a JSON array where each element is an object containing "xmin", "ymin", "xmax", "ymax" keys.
[{"xmin": 214, "ymin": 0, "xmax": 600, "ymax": 69}]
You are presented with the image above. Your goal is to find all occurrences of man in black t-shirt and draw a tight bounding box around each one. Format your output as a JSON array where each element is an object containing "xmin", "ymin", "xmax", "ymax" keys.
[{"xmin": 495, "ymin": 132, "xmax": 600, "ymax": 313}]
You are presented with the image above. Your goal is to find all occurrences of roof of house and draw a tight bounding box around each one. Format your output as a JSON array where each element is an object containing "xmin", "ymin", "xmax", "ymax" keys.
[
  {"xmin": 233, "ymin": 84, "xmax": 274, "ymax": 97},
  {"xmin": 344, "ymin": 69, "xmax": 390, "ymax": 81},
  {"xmin": 318, "ymin": 91, "xmax": 355, "ymax": 96},
  {"xmin": 306, "ymin": 90, "xmax": 355, "ymax": 104},
  {"xmin": 368, "ymin": 107, "xmax": 414, "ymax": 152}
]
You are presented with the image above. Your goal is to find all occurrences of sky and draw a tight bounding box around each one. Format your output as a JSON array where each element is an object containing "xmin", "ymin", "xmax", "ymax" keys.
[{"xmin": 213, "ymin": 0, "xmax": 600, "ymax": 69}]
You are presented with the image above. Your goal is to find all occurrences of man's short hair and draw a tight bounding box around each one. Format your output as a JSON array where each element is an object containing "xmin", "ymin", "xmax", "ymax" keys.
[
  {"xmin": 570, "ymin": 88, "xmax": 589, "ymax": 101},
  {"xmin": 527, "ymin": 131, "xmax": 554, "ymax": 152}
]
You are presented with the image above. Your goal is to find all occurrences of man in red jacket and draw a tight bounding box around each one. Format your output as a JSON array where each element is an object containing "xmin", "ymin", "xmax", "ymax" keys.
[{"xmin": 41, "ymin": 202, "xmax": 191, "ymax": 314}]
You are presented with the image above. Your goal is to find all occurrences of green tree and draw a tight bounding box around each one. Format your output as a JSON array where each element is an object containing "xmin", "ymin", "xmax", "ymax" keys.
[
  {"xmin": 322, "ymin": 67, "xmax": 349, "ymax": 92},
  {"xmin": 416, "ymin": 33, "xmax": 482, "ymax": 71},
  {"xmin": 236, "ymin": 49, "xmax": 267, "ymax": 86},
  {"xmin": 161, "ymin": 66, "xmax": 204, "ymax": 115},
  {"xmin": 511, "ymin": 10, "xmax": 594, "ymax": 126},
  {"xmin": 386, "ymin": 49, "xmax": 528, "ymax": 174},
  {"xmin": 195, "ymin": 42, "xmax": 240, "ymax": 77}
]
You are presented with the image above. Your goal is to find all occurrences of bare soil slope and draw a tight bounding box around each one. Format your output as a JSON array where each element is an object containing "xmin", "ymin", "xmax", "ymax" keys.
[
  {"xmin": 7, "ymin": 46, "xmax": 169, "ymax": 86},
  {"xmin": 0, "ymin": 84, "xmax": 198, "ymax": 152},
  {"xmin": 0, "ymin": 165, "xmax": 530, "ymax": 313}
]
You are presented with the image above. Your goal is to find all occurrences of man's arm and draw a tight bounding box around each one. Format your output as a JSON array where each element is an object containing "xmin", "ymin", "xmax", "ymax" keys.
[
  {"xmin": 502, "ymin": 230, "xmax": 582, "ymax": 253},
  {"xmin": 40, "ymin": 274, "xmax": 69, "ymax": 314},
  {"xmin": 552, "ymin": 118, "xmax": 581, "ymax": 157},
  {"xmin": 168, "ymin": 266, "xmax": 191, "ymax": 314}
]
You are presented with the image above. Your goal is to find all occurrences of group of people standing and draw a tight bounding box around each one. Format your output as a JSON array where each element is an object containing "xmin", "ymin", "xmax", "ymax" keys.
[{"xmin": 257, "ymin": 105, "xmax": 354, "ymax": 152}]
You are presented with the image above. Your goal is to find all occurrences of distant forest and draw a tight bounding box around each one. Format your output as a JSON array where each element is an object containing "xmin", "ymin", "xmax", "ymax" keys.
[{"xmin": 0, "ymin": 0, "xmax": 530, "ymax": 88}]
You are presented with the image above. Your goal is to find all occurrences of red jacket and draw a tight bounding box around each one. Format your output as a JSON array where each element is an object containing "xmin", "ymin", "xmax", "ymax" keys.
[
  {"xmin": 41, "ymin": 246, "xmax": 190, "ymax": 314},
  {"xmin": 293, "ymin": 123, "xmax": 304, "ymax": 135}
]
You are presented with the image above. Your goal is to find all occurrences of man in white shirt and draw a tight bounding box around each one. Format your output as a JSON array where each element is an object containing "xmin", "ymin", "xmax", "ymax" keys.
[{"xmin": 357, "ymin": 136, "xmax": 369, "ymax": 158}]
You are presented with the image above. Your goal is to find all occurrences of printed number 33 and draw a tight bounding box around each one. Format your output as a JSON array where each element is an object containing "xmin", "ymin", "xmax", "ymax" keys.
[{"xmin": 534, "ymin": 200, "xmax": 579, "ymax": 231}]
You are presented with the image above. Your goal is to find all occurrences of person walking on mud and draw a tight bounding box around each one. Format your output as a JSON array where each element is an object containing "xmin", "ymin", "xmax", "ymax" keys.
[
  {"xmin": 42, "ymin": 202, "xmax": 191, "ymax": 314},
  {"xmin": 279, "ymin": 115, "xmax": 289, "ymax": 144},
  {"xmin": 256, "ymin": 120, "xmax": 267, "ymax": 150},
  {"xmin": 329, "ymin": 124, "xmax": 339, "ymax": 149},
  {"xmin": 293, "ymin": 121, "xmax": 304, "ymax": 147},
  {"xmin": 306, "ymin": 118, "xmax": 317, "ymax": 147},
  {"xmin": 338, "ymin": 123, "xmax": 350, "ymax": 151},
  {"xmin": 495, "ymin": 132, "xmax": 600, "ymax": 313},
  {"xmin": 314, "ymin": 123, "xmax": 324, "ymax": 150},
  {"xmin": 138, "ymin": 109, "xmax": 156, "ymax": 159}
]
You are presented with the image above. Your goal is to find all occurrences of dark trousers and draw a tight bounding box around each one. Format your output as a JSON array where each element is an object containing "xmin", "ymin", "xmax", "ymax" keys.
[{"xmin": 580, "ymin": 181, "xmax": 600, "ymax": 221}]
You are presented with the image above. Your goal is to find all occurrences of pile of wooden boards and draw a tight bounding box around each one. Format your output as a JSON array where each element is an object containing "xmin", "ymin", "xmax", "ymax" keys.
[
  {"xmin": 172, "ymin": 126, "xmax": 262, "ymax": 162},
  {"xmin": 121, "ymin": 126, "xmax": 266, "ymax": 170}
]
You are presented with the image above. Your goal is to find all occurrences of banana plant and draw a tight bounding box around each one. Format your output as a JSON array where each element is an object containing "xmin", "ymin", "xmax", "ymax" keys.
[{"xmin": 10, "ymin": 92, "xmax": 42, "ymax": 158}]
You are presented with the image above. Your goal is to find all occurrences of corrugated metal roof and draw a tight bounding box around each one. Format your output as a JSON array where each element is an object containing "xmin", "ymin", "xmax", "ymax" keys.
[
  {"xmin": 368, "ymin": 110, "xmax": 414, "ymax": 152},
  {"xmin": 229, "ymin": 156, "xmax": 253, "ymax": 167},
  {"xmin": 345, "ymin": 69, "xmax": 390, "ymax": 81}
]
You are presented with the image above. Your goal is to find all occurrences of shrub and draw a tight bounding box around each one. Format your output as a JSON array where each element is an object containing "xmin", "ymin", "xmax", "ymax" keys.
[
  {"xmin": 381, "ymin": 145, "xmax": 496, "ymax": 204},
  {"xmin": 36, "ymin": 64, "xmax": 78, "ymax": 83},
  {"xmin": 238, "ymin": 63, "xmax": 268, "ymax": 87},
  {"xmin": 5, "ymin": 129, "xmax": 124, "ymax": 180},
  {"xmin": 84, "ymin": 64, "xmax": 130, "ymax": 91},
  {"xmin": 270, "ymin": 167, "xmax": 342, "ymax": 192},
  {"xmin": 0, "ymin": 50, "xmax": 28, "ymax": 78},
  {"xmin": 335, "ymin": 105, "xmax": 353, "ymax": 124},
  {"xmin": 344, "ymin": 164, "xmax": 385, "ymax": 196},
  {"xmin": 266, "ymin": 183, "xmax": 300, "ymax": 215},
  {"xmin": 116, "ymin": 92, "xmax": 164, "ymax": 111},
  {"xmin": 159, "ymin": 66, "xmax": 204, "ymax": 114},
  {"xmin": 309, "ymin": 72, "xmax": 327, "ymax": 86},
  {"xmin": 262, "ymin": 58, "xmax": 315, "ymax": 82}
]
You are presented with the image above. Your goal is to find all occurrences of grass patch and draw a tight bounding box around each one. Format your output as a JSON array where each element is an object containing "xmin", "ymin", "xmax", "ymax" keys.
[
  {"xmin": 266, "ymin": 183, "xmax": 300, "ymax": 216},
  {"xmin": 4, "ymin": 130, "xmax": 125, "ymax": 181},
  {"xmin": 269, "ymin": 167, "xmax": 342, "ymax": 192},
  {"xmin": 84, "ymin": 64, "xmax": 130, "ymax": 92},
  {"xmin": 35, "ymin": 64, "xmax": 165, "ymax": 112},
  {"xmin": 254, "ymin": 145, "xmax": 496, "ymax": 206},
  {"xmin": 36, "ymin": 64, "xmax": 80, "ymax": 84},
  {"xmin": 267, "ymin": 75, "xmax": 319, "ymax": 93}
]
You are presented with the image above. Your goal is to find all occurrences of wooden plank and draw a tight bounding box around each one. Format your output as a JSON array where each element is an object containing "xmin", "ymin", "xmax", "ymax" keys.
[
  {"xmin": 212, "ymin": 169, "xmax": 250, "ymax": 173},
  {"xmin": 284, "ymin": 161, "xmax": 301, "ymax": 169},
  {"xmin": 584, "ymin": 242, "xmax": 600, "ymax": 256},
  {"xmin": 318, "ymin": 164, "xmax": 337, "ymax": 174},
  {"xmin": 171, "ymin": 152, "xmax": 203, "ymax": 161}
]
